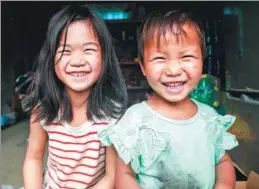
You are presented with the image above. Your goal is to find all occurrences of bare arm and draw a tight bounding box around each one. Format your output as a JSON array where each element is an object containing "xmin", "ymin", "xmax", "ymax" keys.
[
  {"xmin": 23, "ymin": 113, "xmax": 47, "ymax": 189},
  {"xmin": 115, "ymin": 156, "xmax": 141, "ymax": 189},
  {"xmin": 91, "ymin": 146, "xmax": 116, "ymax": 189},
  {"xmin": 214, "ymin": 153, "xmax": 236, "ymax": 189}
]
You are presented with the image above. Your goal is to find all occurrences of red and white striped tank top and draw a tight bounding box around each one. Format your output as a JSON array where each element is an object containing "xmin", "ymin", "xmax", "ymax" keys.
[{"xmin": 41, "ymin": 117, "xmax": 113, "ymax": 189}]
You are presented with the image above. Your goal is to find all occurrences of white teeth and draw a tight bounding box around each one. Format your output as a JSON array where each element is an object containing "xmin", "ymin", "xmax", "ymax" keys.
[
  {"xmin": 167, "ymin": 83, "xmax": 183, "ymax": 87},
  {"xmin": 70, "ymin": 73, "xmax": 86, "ymax": 77}
]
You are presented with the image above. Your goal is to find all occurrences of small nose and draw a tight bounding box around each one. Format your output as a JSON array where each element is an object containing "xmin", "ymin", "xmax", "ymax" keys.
[
  {"xmin": 70, "ymin": 53, "xmax": 85, "ymax": 67},
  {"xmin": 163, "ymin": 61, "xmax": 183, "ymax": 76},
  {"xmin": 70, "ymin": 59, "xmax": 85, "ymax": 66}
]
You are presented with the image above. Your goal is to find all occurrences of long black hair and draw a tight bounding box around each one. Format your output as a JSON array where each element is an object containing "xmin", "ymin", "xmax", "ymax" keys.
[{"xmin": 28, "ymin": 4, "xmax": 128, "ymax": 123}]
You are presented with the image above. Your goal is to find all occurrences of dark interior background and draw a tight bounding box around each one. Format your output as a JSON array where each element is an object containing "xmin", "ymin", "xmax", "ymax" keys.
[
  {"xmin": 1, "ymin": 1, "xmax": 225, "ymax": 77},
  {"xmin": 2, "ymin": 1, "xmax": 259, "ymax": 183}
]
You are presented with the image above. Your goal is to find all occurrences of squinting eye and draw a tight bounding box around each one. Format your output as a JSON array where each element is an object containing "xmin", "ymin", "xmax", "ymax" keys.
[
  {"xmin": 153, "ymin": 57, "xmax": 165, "ymax": 61},
  {"xmin": 182, "ymin": 55, "xmax": 195, "ymax": 59},
  {"xmin": 57, "ymin": 50, "xmax": 70, "ymax": 54},
  {"xmin": 84, "ymin": 48, "xmax": 97, "ymax": 52}
]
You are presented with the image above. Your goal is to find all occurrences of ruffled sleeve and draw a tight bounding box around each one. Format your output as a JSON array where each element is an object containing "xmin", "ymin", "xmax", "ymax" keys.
[
  {"xmin": 214, "ymin": 115, "xmax": 239, "ymax": 164},
  {"xmin": 195, "ymin": 100, "xmax": 239, "ymax": 164},
  {"xmin": 205, "ymin": 113, "xmax": 239, "ymax": 164},
  {"xmin": 98, "ymin": 107, "xmax": 143, "ymax": 173}
]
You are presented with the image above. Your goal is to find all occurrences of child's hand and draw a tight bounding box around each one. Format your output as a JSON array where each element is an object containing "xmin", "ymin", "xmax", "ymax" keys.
[{"xmin": 214, "ymin": 153, "xmax": 236, "ymax": 189}]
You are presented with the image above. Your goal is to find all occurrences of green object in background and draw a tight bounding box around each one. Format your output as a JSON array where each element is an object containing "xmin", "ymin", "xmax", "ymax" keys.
[
  {"xmin": 216, "ymin": 104, "xmax": 227, "ymax": 116},
  {"xmin": 94, "ymin": 8, "xmax": 129, "ymax": 20},
  {"xmin": 190, "ymin": 74, "xmax": 221, "ymax": 109}
]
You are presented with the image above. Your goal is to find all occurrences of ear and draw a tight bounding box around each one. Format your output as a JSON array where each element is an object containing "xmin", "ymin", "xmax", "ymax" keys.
[{"xmin": 139, "ymin": 61, "xmax": 146, "ymax": 76}]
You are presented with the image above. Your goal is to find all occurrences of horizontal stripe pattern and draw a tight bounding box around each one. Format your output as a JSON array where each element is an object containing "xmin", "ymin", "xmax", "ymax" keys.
[{"xmin": 43, "ymin": 121, "xmax": 109, "ymax": 189}]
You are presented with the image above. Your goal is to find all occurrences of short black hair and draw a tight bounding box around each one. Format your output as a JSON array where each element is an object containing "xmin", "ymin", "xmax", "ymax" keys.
[
  {"xmin": 27, "ymin": 4, "xmax": 128, "ymax": 123},
  {"xmin": 137, "ymin": 10, "xmax": 206, "ymax": 63}
]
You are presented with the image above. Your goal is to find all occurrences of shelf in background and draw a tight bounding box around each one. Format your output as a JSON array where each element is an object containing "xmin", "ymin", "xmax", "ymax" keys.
[{"xmin": 226, "ymin": 88, "xmax": 259, "ymax": 94}]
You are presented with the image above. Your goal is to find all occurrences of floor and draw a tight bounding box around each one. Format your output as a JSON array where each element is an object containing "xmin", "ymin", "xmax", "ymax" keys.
[{"xmin": 1, "ymin": 119, "xmax": 47, "ymax": 189}]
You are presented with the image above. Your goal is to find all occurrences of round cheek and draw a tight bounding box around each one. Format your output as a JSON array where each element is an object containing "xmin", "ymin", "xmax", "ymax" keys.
[
  {"xmin": 54, "ymin": 54, "xmax": 65, "ymax": 71},
  {"xmin": 94, "ymin": 64, "xmax": 102, "ymax": 79},
  {"xmin": 183, "ymin": 61, "xmax": 202, "ymax": 79},
  {"xmin": 54, "ymin": 64, "xmax": 62, "ymax": 80},
  {"xmin": 89, "ymin": 55, "xmax": 102, "ymax": 78},
  {"xmin": 54, "ymin": 61, "xmax": 67, "ymax": 80},
  {"xmin": 146, "ymin": 64, "xmax": 164, "ymax": 81}
]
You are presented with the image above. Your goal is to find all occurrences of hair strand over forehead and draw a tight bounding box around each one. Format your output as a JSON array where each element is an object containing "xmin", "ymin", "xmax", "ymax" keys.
[
  {"xmin": 26, "ymin": 4, "xmax": 128, "ymax": 123},
  {"xmin": 137, "ymin": 10, "xmax": 207, "ymax": 63}
]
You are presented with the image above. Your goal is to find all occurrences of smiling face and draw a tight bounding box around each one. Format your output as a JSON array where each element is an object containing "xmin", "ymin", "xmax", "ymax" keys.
[
  {"xmin": 54, "ymin": 20, "xmax": 102, "ymax": 96},
  {"xmin": 140, "ymin": 23, "xmax": 203, "ymax": 103}
]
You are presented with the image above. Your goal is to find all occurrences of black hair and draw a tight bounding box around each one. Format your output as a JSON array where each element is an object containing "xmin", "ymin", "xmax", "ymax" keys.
[
  {"xmin": 27, "ymin": 4, "xmax": 128, "ymax": 123},
  {"xmin": 137, "ymin": 10, "xmax": 207, "ymax": 63}
]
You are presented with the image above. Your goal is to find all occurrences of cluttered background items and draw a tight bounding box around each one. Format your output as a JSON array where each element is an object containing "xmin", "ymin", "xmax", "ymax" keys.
[{"xmin": 235, "ymin": 171, "xmax": 259, "ymax": 189}]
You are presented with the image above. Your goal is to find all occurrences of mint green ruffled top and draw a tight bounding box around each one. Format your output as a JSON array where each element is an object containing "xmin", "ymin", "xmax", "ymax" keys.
[{"xmin": 98, "ymin": 99, "xmax": 239, "ymax": 189}]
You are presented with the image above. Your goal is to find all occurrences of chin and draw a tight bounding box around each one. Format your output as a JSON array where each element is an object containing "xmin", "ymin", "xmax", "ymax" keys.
[
  {"xmin": 151, "ymin": 85, "xmax": 192, "ymax": 103},
  {"xmin": 165, "ymin": 96, "xmax": 188, "ymax": 103},
  {"xmin": 158, "ymin": 92, "xmax": 190, "ymax": 104},
  {"xmin": 67, "ymin": 85, "xmax": 91, "ymax": 93}
]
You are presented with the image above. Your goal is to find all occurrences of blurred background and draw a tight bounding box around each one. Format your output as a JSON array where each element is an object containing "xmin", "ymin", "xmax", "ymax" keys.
[{"xmin": 1, "ymin": 1, "xmax": 259, "ymax": 188}]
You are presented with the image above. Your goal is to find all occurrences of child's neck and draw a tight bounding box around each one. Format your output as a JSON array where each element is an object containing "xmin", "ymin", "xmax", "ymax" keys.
[
  {"xmin": 147, "ymin": 95, "xmax": 198, "ymax": 121},
  {"xmin": 66, "ymin": 89, "xmax": 90, "ymax": 127}
]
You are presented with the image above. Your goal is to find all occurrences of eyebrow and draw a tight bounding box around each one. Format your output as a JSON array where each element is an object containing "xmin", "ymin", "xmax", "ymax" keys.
[
  {"xmin": 179, "ymin": 47, "xmax": 199, "ymax": 55},
  {"xmin": 57, "ymin": 42, "xmax": 99, "ymax": 48},
  {"xmin": 82, "ymin": 42, "xmax": 99, "ymax": 47},
  {"xmin": 57, "ymin": 44, "xmax": 71, "ymax": 48},
  {"xmin": 180, "ymin": 47, "xmax": 198, "ymax": 52}
]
